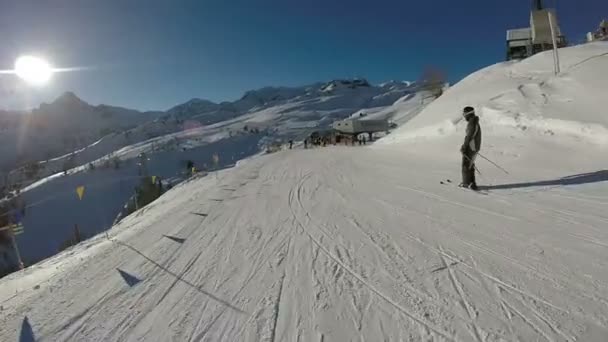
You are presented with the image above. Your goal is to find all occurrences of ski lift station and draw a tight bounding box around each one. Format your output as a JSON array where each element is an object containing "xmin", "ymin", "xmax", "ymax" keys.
[
  {"xmin": 332, "ymin": 118, "xmax": 389, "ymax": 138},
  {"xmin": 586, "ymin": 20, "xmax": 608, "ymax": 43},
  {"xmin": 506, "ymin": 0, "xmax": 567, "ymax": 60}
]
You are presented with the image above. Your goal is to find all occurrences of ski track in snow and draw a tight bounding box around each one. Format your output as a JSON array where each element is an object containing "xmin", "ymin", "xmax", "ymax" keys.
[{"xmin": 1, "ymin": 146, "xmax": 607, "ymax": 341}]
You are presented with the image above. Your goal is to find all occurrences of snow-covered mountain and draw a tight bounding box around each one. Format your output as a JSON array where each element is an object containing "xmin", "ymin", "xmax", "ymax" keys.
[
  {"xmin": 165, "ymin": 98, "xmax": 222, "ymax": 122},
  {"xmin": 1, "ymin": 44, "xmax": 607, "ymax": 341},
  {"xmin": 2, "ymin": 79, "xmax": 421, "ymax": 192},
  {"xmin": 0, "ymin": 92, "xmax": 161, "ymax": 173},
  {"xmin": 163, "ymin": 79, "xmax": 416, "ymax": 131}
]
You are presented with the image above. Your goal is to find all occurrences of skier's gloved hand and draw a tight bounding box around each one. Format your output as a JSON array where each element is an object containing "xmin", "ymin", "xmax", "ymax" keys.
[{"xmin": 460, "ymin": 145, "xmax": 467, "ymax": 154}]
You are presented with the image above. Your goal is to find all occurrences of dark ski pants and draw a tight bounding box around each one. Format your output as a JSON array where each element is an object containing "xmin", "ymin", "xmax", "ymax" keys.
[{"xmin": 461, "ymin": 151, "xmax": 477, "ymax": 186}]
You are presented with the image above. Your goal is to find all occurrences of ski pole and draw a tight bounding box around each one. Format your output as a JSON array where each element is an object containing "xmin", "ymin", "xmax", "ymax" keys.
[
  {"xmin": 477, "ymin": 153, "xmax": 510, "ymax": 175},
  {"xmin": 473, "ymin": 164, "xmax": 483, "ymax": 176},
  {"xmin": 463, "ymin": 154, "xmax": 483, "ymax": 176}
]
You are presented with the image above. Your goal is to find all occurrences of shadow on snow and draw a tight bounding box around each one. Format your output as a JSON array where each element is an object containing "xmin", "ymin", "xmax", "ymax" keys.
[
  {"xmin": 480, "ymin": 170, "xmax": 608, "ymax": 191},
  {"xmin": 114, "ymin": 240, "xmax": 245, "ymax": 314},
  {"xmin": 162, "ymin": 235, "xmax": 186, "ymax": 244},
  {"xmin": 117, "ymin": 268, "xmax": 142, "ymax": 287},
  {"xmin": 19, "ymin": 316, "xmax": 36, "ymax": 342}
]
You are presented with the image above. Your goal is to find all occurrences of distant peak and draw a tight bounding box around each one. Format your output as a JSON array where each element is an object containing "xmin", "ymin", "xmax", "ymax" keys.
[
  {"xmin": 184, "ymin": 98, "xmax": 216, "ymax": 106},
  {"xmin": 53, "ymin": 92, "xmax": 88, "ymax": 106},
  {"xmin": 167, "ymin": 98, "xmax": 219, "ymax": 115},
  {"xmin": 321, "ymin": 78, "xmax": 370, "ymax": 92}
]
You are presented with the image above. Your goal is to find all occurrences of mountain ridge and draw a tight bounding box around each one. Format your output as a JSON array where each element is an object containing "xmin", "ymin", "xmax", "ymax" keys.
[{"xmin": 1, "ymin": 77, "xmax": 420, "ymax": 186}]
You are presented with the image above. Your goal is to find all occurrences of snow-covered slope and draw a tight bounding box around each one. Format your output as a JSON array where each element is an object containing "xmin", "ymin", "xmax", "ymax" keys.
[
  {"xmin": 350, "ymin": 91, "xmax": 435, "ymax": 126},
  {"xmin": 1, "ymin": 143, "xmax": 607, "ymax": 341},
  {"xmin": 382, "ymin": 42, "xmax": 608, "ymax": 144}
]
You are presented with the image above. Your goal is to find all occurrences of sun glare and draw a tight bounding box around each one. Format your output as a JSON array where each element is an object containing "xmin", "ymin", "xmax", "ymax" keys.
[{"xmin": 14, "ymin": 55, "xmax": 53, "ymax": 86}]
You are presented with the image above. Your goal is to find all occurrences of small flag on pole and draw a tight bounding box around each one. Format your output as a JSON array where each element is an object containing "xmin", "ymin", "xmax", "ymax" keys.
[
  {"xmin": 76, "ymin": 186, "xmax": 85, "ymax": 200},
  {"xmin": 12, "ymin": 224, "xmax": 24, "ymax": 235}
]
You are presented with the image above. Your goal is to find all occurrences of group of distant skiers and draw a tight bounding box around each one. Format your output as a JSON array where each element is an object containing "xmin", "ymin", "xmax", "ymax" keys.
[{"xmin": 302, "ymin": 134, "xmax": 371, "ymax": 149}]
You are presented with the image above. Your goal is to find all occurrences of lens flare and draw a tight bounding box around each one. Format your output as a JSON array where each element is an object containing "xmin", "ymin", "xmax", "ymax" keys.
[{"xmin": 14, "ymin": 56, "xmax": 53, "ymax": 86}]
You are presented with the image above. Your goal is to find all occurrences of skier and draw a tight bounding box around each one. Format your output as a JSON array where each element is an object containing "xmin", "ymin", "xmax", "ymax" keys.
[
  {"xmin": 289, "ymin": 140, "xmax": 293, "ymax": 149},
  {"xmin": 304, "ymin": 139, "xmax": 308, "ymax": 149},
  {"xmin": 157, "ymin": 178, "xmax": 163, "ymax": 197},
  {"xmin": 460, "ymin": 106, "xmax": 482, "ymax": 190},
  {"xmin": 186, "ymin": 160, "xmax": 194, "ymax": 172}
]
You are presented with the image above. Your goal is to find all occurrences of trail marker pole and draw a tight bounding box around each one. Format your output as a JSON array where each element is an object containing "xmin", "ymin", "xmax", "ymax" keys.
[
  {"xmin": 213, "ymin": 153, "xmax": 219, "ymax": 179},
  {"xmin": 134, "ymin": 188, "xmax": 139, "ymax": 211},
  {"xmin": 548, "ymin": 11, "xmax": 561, "ymax": 75},
  {"xmin": 75, "ymin": 185, "xmax": 86, "ymax": 244},
  {"xmin": 10, "ymin": 233, "xmax": 24, "ymax": 270},
  {"xmin": 1, "ymin": 223, "xmax": 25, "ymax": 270}
]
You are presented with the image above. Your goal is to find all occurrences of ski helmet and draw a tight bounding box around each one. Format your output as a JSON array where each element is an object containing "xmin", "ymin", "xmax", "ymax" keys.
[{"xmin": 463, "ymin": 106, "xmax": 475, "ymax": 117}]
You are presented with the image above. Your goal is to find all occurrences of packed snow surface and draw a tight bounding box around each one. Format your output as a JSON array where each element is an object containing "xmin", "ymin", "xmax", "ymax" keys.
[{"xmin": 1, "ymin": 143, "xmax": 607, "ymax": 341}]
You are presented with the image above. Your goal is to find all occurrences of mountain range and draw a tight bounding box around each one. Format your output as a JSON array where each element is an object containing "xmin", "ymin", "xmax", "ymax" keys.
[{"xmin": 1, "ymin": 78, "xmax": 426, "ymax": 189}]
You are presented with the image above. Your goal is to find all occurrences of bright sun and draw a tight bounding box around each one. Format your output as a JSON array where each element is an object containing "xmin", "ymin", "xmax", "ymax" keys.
[{"xmin": 14, "ymin": 55, "xmax": 53, "ymax": 86}]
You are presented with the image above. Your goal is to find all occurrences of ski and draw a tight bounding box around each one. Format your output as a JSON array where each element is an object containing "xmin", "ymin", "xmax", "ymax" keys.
[{"xmin": 439, "ymin": 179, "xmax": 489, "ymax": 195}]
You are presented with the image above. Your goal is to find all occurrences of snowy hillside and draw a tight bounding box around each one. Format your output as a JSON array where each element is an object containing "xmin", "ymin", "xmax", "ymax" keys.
[
  {"xmin": 0, "ymin": 43, "xmax": 607, "ymax": 341},
  {"xmin": 349, "ymin": 91, "xmax": 435, "ymax": 126},
  {"xmin": 0, "ymin": 78, "xmax": 427, "ymax": 271},
  {"xmin": 382, "ymin": 42, "xmax": 608, "ymax": 144}
]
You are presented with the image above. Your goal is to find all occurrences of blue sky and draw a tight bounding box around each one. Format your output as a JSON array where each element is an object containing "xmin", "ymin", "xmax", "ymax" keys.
[{"xmin": 0, "ymin": 0, "xmax": 606, "ymax": 111}]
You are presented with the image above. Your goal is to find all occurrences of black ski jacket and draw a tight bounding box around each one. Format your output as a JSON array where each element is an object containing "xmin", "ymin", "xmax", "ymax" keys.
[{"xmin": 463, "ymin": 115, "xmax": 482, "ymax": 153}]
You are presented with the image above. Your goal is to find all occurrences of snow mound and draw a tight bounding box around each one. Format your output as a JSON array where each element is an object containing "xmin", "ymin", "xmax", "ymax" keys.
[{"xmin": 381, "ymin": 42, "xmax": 608, "ymax": 145}]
